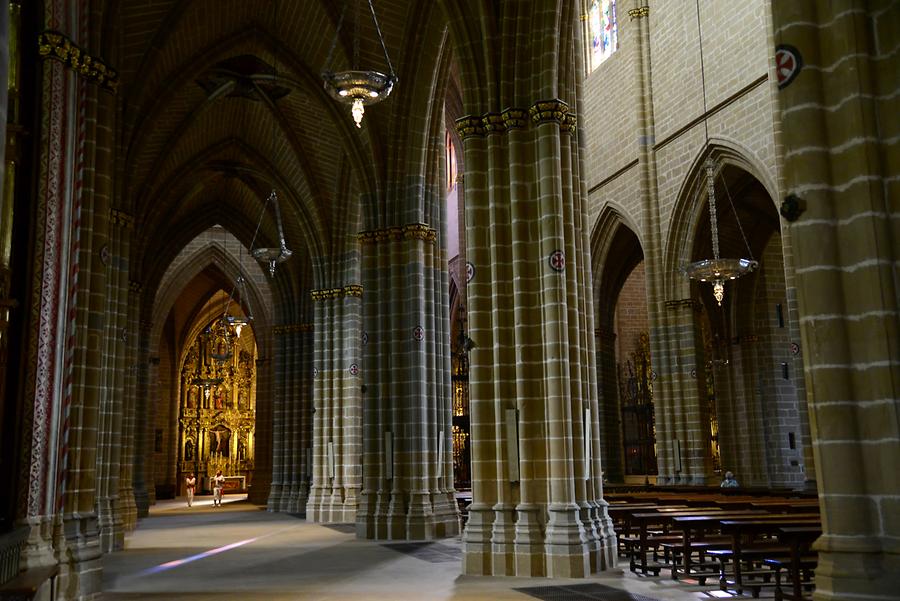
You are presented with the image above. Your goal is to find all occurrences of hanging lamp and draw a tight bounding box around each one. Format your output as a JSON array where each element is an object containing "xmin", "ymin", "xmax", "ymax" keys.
[
  {"xmin": 682, "ymin": 159, "xmax": 757, "ymax": 306},
  {"xmin": 251, "ymin": 189, "xmax": 292, "ymax": 277},
  {"xmin": 322, "ymin": 0, "xmax": 397, "ymax": 128}
]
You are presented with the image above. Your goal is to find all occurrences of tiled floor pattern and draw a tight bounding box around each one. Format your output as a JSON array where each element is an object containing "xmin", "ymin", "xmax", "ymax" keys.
[{"xmin": 100, "ymin": 500, "xmax": 768, "ymax": 600}]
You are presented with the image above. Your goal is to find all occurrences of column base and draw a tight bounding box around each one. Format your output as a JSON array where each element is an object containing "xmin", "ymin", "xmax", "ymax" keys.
[
  {"xmin": 813, "ymin": 538, "xmax": 900, "ymax": 601},
  {"xmin": 490, "ymin": 503, "xmax": 517, "ymax": 576},
  {"xmin": 117, "ymin": 486, "xmax": 137, "ymax": 532},
  {"xmin": 430, "ymin": 491, "xmax": 460, "ymax": 538},
  {"xmin": 62, "ymin": 513, "xmax": 103, "ymax": 600},
  {"xmin": 514, "ymin": 503, "xmax": 546, "ymax": 577},
  {"xmin": 461, "ymin": 503, "xmax": 495, "ymax": 575},
  {"xmin": 544, "ymin": 503, "xmax": 591, "ymax": 578}
]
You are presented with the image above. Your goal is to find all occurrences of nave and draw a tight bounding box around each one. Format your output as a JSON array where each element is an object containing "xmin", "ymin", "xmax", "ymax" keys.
[{"xmin": 102, "ymin": 500, "xmax": 709, "ymax": 601}]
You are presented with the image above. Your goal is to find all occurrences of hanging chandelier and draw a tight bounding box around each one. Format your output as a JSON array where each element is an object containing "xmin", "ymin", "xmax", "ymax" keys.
[
  {"xmin": 251, "ymin": 189, "xmax": 292, "ymax": 277},
  {"xmin": 322, "ymin": 0, "xmax": 397, "ymax": 128},
  {"xmin": 682, "ymin": 159, "xmax": 757, "ymax": 306}
]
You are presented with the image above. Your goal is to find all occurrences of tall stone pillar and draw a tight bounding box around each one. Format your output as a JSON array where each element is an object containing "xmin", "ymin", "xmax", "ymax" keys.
[
  {"xmin": 61, "ymin": 77, "xmax": 114, "ymax": 600},
  {"xmin": 268, "ymin": 322, "xmax": 312, "ymax": 512},
  {"xmin": 307, "ymin": 282, "xmax": 362, "ymax": 523},
  {"xmin": 117, "ymin": 282, "xmax": 140, "ymax": 531},
  {"xmin": 95, "ymin": 210, "xmax": 132, "ymax": 552},
  {"xmin": 770, "ymin": 3, "xmax": 900, "ymax": 599},
  {"xmin": 449, "ymin": 0, "xmax": 615, "ymax": 578},
  {"xmin": 356, "ymin": 227, "xmax": 458, "ymax": 539},
  {"xmin": 132, "ymin": 319, "xmax": 154, "ymax": 517},
  {"xmin": 248, "ymin": 354, "xmax": 273, "ymax": 505}
]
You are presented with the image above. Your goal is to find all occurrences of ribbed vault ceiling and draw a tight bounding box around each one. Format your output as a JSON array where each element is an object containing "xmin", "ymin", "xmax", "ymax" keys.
[{"xmin": 112, "ymin": 0, "xmax": 433, "ymax": 294}]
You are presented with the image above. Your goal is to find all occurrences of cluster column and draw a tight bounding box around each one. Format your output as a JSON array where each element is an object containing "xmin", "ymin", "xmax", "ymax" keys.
[
  {"xmin": 268, "ymin": 324, "xmax": 312, "ymax": 512},
  {"xmin": 457, "ymin": 98, "xmax": 615, "ymax": 578},
  {"xmin": 306, "ymin": 284, "xmax": 362, "ymax": 523},
  {"xmin": 356, "ymin": 225, "xmax": 458, "ymax": 540}
]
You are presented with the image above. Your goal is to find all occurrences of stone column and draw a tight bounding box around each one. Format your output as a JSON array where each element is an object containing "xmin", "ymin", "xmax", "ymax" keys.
[
  {"xmin": 356, "ymin": 224, "xmax": 458, "ymax": 540},
  {"xmin": 268, "ymin": 321, "xmax": 312, "ymax": 512},
  {"xmin": 307, "ymin": 283, "xmax": 361, "ymax": 523},
  {"xmin": 117, "ymin": 282, "xmax": 140, "ymax": 531},
  {"xmin": 594, "ymin": 327, "xmax": 623, "ymax": 482},
  {"xmin": 132, "ymin": 319, "xmax": 154, "ymax": 517},
  {"xmin": 770, "ymin": 3, "xmax": 900, "ymax": 599},
  {"xmin": 449, "ymin": 0, "xmax": 615, "ymax": 578},
  {"xmin": 248, "ymin": 354, "xmax": 273, "ymax": 505},
  {"xmin": 267, "ymin": 326, "xmax": 287, "ymax": 511},
  {"xmin": 95, "ymin": 210, "xmax": 131, "ymax": 552}
]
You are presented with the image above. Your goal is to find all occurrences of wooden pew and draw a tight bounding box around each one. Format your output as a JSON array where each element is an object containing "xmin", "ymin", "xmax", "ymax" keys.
[
  {"xmin": 667, "ymin": 511, "xmax": 769, "ymax": 581},
  {"xmin": 629, "ymin": 508, "xmax": 724, "ymax": 574},
  {"xmin": 715, "ymin": 516, "xmax": 820, "ymax": 595},
  {"xmin": 771, "ymin": 525, "xmax": 821, "ymax": 601}
]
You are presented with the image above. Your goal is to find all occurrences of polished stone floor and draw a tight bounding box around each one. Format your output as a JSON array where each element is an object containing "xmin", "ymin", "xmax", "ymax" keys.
[{"xmin": 101, "ymin": 497, "xmax": 752, "ymax": 600}]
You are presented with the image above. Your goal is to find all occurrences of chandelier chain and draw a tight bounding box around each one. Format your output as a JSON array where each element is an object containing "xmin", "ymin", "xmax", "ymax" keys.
[
  {"xmin": 368, "ymin": 0, "xmax": 395, "ymax": 77},
  {"xmin": 354, "ymin": 0, "xmax": 360, "ymax": 69},
  {"xmin": 323, "ymin": 1, "xmax": 350, "ymax": 73},
  {"xmin": 721, "ymin": 173, "xmax": 755, "ymax": 262},
  {"xmin": 706, "ymin": 162, "xmax": 720, "ymax": 260}
]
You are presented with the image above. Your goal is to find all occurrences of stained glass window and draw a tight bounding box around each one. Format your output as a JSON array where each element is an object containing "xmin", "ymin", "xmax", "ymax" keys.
[{"xmin": 589, "ymin": 0, "xmax": 618, "ymax": 72}]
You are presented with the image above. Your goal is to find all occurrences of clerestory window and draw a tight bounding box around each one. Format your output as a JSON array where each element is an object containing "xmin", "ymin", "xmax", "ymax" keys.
[{"xmin": 588, "ymin": 0, "xmax": 618, "ymax": 72}]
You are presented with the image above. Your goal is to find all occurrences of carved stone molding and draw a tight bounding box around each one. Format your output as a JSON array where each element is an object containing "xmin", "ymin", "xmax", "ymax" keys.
[
  {"xmin": 310, "ymin": 285, "xmax": 363, "ymax": 301},
  {"xmin": 628, "ymin": 6, "xmax": 650, "ymax": 19},
  {"xmin": 455, "ymin": 115, "xmax": 485, "ymax": 139},
  {"xmin": 110, "ymin": 209, "xmax": 134, "ymax": 229},
  {"xmin": 529, "ymin": 99, "xmax": 569, "ymax": 126},
  {"xmin": 501, "ymin": 108, "xmax": 529, "ymax": 130},
  {"xmin": 357, "ymin": 223, "xmax": 436, "ymax": 245},
  {"xmin": 273, "ymin": 323, "xmax": 314, "ymax": 334},
  {"xmin": 481, "ymin": 112, "xmax": 506, "ymax": 135},
  {"xmin": 37, "ymin": 30, "xmax": 119, "ymax": 92},
  {"xmin": 664, "ymin": 298, "xmax": 700, "ymax": 311}
]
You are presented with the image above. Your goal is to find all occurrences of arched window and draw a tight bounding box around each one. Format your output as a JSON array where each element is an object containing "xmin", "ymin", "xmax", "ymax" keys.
[{"xmin": 588, "ymin": 0, "xmax": 618, "ymax": 72}]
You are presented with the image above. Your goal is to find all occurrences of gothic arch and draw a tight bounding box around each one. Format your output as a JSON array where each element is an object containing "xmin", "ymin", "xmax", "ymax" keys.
[
  {"xmin": 149, "ymin": 237, "xmax": 274, "ymax": 360},
  {"xmin": 663, "ymin": 139, "xmax": 778, "ymax": 302}
]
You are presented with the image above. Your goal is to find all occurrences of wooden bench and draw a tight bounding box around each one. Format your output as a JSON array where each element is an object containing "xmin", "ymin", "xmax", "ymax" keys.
[
  {"xmin": 0, "ymin": 565, "xmax": 59, "ymax": 601},
  {"xmin": 718, "ymin": 517, "xmax": 820, "ymax": 595},
  {"xmin": 772, "ymin": 526, "xmax": 821, "ymax": 601}
]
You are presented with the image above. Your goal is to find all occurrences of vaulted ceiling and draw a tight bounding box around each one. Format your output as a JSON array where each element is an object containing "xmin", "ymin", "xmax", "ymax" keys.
[{"xmin": 105, "ymin": 0, "xmax": 451, "ymax": 307}]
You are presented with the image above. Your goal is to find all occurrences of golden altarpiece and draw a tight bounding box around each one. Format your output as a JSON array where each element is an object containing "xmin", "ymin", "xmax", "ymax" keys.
[{"xmin": 178, "ymin": 321, "xmax": 257, "ymax": 494}]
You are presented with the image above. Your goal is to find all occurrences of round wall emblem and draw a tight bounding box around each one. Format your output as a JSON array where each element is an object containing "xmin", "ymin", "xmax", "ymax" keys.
[
  {"xmin": 549, "ymin": 249, "xmax": 566, "ymax": 272},
  {"xmin": 689, "ymin": 368, "xmax": 696, "ymax": 379},
  {"xmin": 465, "ymin": 261, "xmax": 475, "ymax": 283},
  {"xmin": 775, "ymin": 44, "xmax": 803, "ymax": 89},
  {"xmin": 313, "ymin": 367, "xmax": 319, "ymax": 378},
  {"xmin": 413, "ymin": 326, "xmax": 424, "ymax": 341},
  {"xmin": 362, "ymin": 332, "xmax": 369, "ymax": 346},
  {"xmin": 790, "ymin": 342, "xmax": 800, "ymax": 356},
  {"xmin": 349, "ymin": 363, "xmax": 359, "ymax": 376},
  {"xmin": 99, "ymin": 245, "xmax": 110, "ymax": 266}
]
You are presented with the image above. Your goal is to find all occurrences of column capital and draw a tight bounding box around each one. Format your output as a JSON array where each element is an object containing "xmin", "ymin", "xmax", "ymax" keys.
[{"xmin": 309, "ymin": 285, "xmax": 363, "ymax": 301}]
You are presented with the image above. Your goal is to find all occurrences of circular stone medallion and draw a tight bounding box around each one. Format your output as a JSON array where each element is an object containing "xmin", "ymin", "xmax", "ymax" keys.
[
  {"xmin": 775, "ymin": 44, "xmax": 803, "ymax": 89},
  {"xmin": 549, "ymin": 249, "xmax": 566, "ymax": 272}
]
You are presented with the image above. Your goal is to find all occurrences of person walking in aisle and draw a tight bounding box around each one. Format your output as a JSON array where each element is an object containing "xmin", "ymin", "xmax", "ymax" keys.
[
  {"xmin": 185, "ymin": 473, "xmax": 196, "ymax": 507},
  {"xmin": 213, "ymin": 470, "xmax": 225, "ymax": 507}
]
